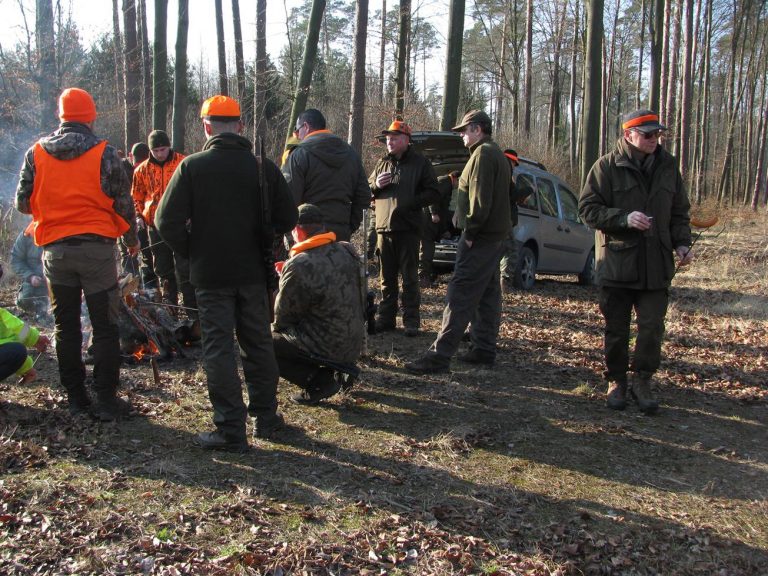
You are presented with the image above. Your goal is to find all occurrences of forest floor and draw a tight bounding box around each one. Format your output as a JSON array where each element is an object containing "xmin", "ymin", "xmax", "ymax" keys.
[{"xmin": 1, "ymin": 209, "xmax": 766, "ymax": 575}]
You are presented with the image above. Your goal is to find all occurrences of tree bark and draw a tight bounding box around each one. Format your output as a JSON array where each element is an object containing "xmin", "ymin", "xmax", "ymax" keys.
[
  {"xmin": 348, "ymin": 0, "xmax": 369, "ymax": 152},
  {"xmin": 523, "ymin": 0, "xmax": 533, "ymax": 134},
  {"xmin": 664, "ymin": 0, "xmax": 680, "ymax": 146},
  {"xmin": 35, "ymin": 0, "xmax": 57, "ymax": 131},
  {"xmin": 394, "ymin": 0, "xmax": 411, "ymax": 115},
  {"xmin": 152, "ymin": 0, "xmax": 168, "ymax": 131},
  {"xmin": 678, "ymin": 0, "xmax": 694, "ymax": 179},
  {"xmin": 694, "ymin": 0, "xmax": 712, "ymax": 203},
  {"xmin": 440, "ymin": 0, "xmax": 465, "ymax": 130},
  {"xmin": 138, "ymin": 0, "xmax": 152, "ymax": 132},
  {"xmin": 635, "ymin": 0, "xmax": 646, "ymax": 109},
  {"xmin": 215, "ymin": 0, "xmax": 228, "ymax": 95},
  {"xmin": 232, "ymin": 0, "xmax": 246, "ymax": 103},
  {"xmin": 123, "ymin": 0, "xmax": 141, "ymax": 150},
  {"xmin": 569, "ymin": 0, "xmax": 579, "ymax": 170},
  {"xmin": 648, "ymin": 0, "xmax": 664, "ymax": 110},
  {"xmin": 287, "ymin": 0, "xmax": 326, "ymax": 143},
  {"xmin": 172, "ymin": 0, "xmax": 189, "ymax": 153},
  {"xmin": 254, "ymin": 0, "xmax": 267, "ymax": 144},
  {"xmin": 580, "ymin": 0, "xmax": 604, "ymax": 187},
  {"xmin": 112, "ymin": 0, "xmax": 126, "ymax": 148},
  {"xmin": 378, "ymin": 0, "xmax": 386, "ymax": 105}
]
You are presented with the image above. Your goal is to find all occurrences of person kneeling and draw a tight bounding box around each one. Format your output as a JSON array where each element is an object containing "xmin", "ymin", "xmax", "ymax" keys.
[{"xmin": 272, "ymin": 204, "xmax": 365, "ymax": 405}]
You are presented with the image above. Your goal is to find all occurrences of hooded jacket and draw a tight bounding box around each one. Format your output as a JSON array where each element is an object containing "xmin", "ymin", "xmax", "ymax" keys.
[
  {"xmin": 0, "ymin": 308, "xmax": 41, "ymax": 377},
  {"xmin": 579, "ymin": 138, "xmax": 692, "ymax": 290},
  {"xmin": 131, "ymin": 150, "xmax": 185, "ymax": 226},
  {"xmin": 15, "ymin": 122, "xmax": 137, "ymax": 247},
  {"xmin": 368, "ymin": 146, "xmax": 440, "ymax": 233},
  {"xmin": 155, "ymin": 132, "xmax": 298, "ymax": 289},
  {"xmin": 282, "ymin": 131, "xmax": 369, "ymax": 239}
]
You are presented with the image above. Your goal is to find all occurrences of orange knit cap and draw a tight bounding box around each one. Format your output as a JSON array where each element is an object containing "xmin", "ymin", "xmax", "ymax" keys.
[
  {"xmin": 200, "ymin": 95, "xmax": 241, "ymax": 119},
  {"xmin": 58, "ymin": 88, "xmax": 97, "ymax": 123}
]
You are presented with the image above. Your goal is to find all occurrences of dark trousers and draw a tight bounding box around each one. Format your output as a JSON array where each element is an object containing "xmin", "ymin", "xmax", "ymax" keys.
[
  {"xmin": 0, "ymin": 342, "xmax": 28, "ymax": 382},
  {"xmin": 136, "ymin": 225, "xmax": 157, "ymax": 288},
  {"xmin": 196, "ymin": 284, "xmax": 278, "ymax": 442},
  {"xmin": 499, "ymin": 228, "xmax": 519, "ymax": 281},
  {"xmin": 148, "ymin": 227, "xmax": 196, "ymax": 317},
  {"xmin": 43, "ymin": 241, "xmax": 121, "ymax": 401},
  {"xmin": 430, "ymin": 236, "xmax": 505, "ymax": 359},
  {"xmin": 272, "ymin": 333, "xmax": 334, "ymax": 392},
  {"xmin": 598, "ymin": 286, "xmax": 669, "ymax": 382},
  {"xmin": 377, "ymin": 231, "xmax": 421, "ymax": 329}
]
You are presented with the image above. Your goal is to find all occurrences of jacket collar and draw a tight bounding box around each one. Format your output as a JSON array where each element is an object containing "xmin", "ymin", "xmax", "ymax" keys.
[{"xmin": 289, "ymin": 231, "xmax": 337, "ymax": 258}]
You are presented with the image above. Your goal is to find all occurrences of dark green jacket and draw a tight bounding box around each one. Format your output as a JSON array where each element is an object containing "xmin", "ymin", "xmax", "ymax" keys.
[
  {"xmin": 455, "ymin": 137, "xmax": 511, "ymax": 242},
  {"xmin": 369, "ymin": 146, "xmax": 440, "ymax": 233},
  {"xmin": 281, "ymin": 131, "xmax": 369, "ymax": 240},
  {"xmin": 155, "ymin": 133, "xmax": 298, "ymax": 289},
  {"xmin": 579, "ymin": 138, "xmax": 692, "ymax": 290}
]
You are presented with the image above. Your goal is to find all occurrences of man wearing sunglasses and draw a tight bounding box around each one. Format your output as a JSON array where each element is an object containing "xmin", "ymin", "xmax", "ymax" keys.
[{"xmin": 579, "ymin": 108, "xmax": 693, "ymax": 415}]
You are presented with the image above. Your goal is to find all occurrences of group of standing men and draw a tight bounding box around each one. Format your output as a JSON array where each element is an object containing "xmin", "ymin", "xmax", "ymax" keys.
[{"xmin": 12, "ymin": 84, "xmax": 693, "ymax": 450}]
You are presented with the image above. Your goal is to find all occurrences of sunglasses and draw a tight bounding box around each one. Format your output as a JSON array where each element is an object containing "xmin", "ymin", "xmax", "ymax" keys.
[{"xmin": 633, "ymin": 129, "xmax": 662, "ymax": 140}]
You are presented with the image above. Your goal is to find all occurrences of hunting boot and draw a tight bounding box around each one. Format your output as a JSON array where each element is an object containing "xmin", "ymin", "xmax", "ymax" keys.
[
  {"xmin": 630, "ymin": 374, "xmax": 660, "ymax": 415},
  {"xmin": 605, "ymin": 379, "xmax": 627, "ymax": 410}
]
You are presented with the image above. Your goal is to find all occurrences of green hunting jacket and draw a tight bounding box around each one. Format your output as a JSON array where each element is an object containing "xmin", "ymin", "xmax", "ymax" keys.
[
  {"xmin": 579, "ymin": 138, "xmax": 692, "ymax": 290},
  {"xmin": 455, "ymin": 136, "xmax": 511, "ymax": 243}
]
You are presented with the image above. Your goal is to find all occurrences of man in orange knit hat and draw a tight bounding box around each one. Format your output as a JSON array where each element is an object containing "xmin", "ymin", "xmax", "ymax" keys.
[{"xmin": 16, "ymin": 87, "xmax": 139, "ymax": 421}]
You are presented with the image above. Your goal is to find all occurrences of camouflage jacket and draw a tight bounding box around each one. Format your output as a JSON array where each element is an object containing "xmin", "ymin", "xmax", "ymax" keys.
[
  {"xmin": 273, "ymin": 237, "xmax": 365, "ymax": 364},
  {"xmin": 15, "ymin": 122, "xmax": 138, "ymax": 247}
]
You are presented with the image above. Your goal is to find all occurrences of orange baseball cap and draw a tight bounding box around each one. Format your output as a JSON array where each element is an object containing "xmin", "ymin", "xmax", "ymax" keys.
[
  {"xmin": 58, "ymin": 88, "xmax": 97, "ymax": 123},
  {"xmin": 200, "ymin": 95, "xmax": 241, "ymax": 119},
  {"xmin": 381, "ymin": 120, "xmax": 412, "ymax": 136}
]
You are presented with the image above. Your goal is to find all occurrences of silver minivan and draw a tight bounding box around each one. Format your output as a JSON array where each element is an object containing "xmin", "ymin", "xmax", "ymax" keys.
[{"xmin": 411, "ymin": 131, "xmax": 595, "ymax": 289}]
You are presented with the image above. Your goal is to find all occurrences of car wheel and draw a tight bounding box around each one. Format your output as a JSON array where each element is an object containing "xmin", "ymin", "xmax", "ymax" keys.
[
  {"xmin": 513, "ymin": 246, "xmax": 537, "ymax": 290},
  {"xmin": 577, "ymin": 249, "xmax": 595, "ymax": 286}
]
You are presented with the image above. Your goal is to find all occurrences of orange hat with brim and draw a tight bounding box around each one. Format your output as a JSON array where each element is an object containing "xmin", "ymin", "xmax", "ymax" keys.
[
  {"xmin": 58, "ymin": 88, "xmax": 97, "ymax": 123},
  {"xmin": 200, "ymin": 95, "xmax": 241, "ymax": 120},
  {"xmin": 381, "ymin": 120, "xmax": 412, "ymax": 137}
]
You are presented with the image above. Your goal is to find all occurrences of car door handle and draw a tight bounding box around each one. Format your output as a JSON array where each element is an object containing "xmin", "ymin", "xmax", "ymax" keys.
[{"xmin": 557, "ymin": 225, "xmax": 571, "ymax": 232}]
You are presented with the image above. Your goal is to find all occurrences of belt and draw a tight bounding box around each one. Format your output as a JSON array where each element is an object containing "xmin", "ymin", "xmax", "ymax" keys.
[{"xmin": 47, "ymin": 236, "xmax": 116, "ymax": 247}]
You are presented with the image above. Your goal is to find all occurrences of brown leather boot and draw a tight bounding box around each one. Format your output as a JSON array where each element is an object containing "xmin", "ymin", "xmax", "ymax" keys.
[
  {"xmin": 630, "ymin": 374, "xmax": 660, "ymax": 414},
  {"xmin": 606, "ymin": 380, "xmax": 627, "ymax": 410}
]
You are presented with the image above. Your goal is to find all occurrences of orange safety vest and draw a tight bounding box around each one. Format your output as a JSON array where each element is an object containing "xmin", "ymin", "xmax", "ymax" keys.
[{"xmin": 31, "ymin": 141, "xmax": 129, "ymax": 246}]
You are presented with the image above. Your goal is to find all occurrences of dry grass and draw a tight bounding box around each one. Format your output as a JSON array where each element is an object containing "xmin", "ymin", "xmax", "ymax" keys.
[{"xmin": 0, "ymin": 208, "xmax": 766, "ymax": 574}]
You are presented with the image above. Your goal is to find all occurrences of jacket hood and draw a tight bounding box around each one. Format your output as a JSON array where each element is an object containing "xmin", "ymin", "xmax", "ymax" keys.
[
  {"xmin": 38, "ymin": 122, "xmax": 102, "ymax": 160},
  {"xmin": 298, "ymin": 131, "xmax": 351, "ymax": 168},
  {"xmin": 202, "ymin": 132, "xmax": 253, "ymax": 152}
]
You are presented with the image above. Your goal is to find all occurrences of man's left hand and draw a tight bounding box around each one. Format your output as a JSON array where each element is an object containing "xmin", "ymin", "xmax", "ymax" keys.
[
  {"xmin": 676, "ymin": 246, "xmax": 693, "ymax": 266},
  {"xmin": 127, "ymin": 243, "xmax": 140, "ymax": 257},
  {"xmin": 35, "ymin": 334, "xmax": 51, "ymax": 353},
  {"xmin": 465, "ymin": 239, "xmax": 473, "ymax": 248}
]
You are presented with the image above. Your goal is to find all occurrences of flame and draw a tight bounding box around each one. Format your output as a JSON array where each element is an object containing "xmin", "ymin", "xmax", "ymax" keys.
[{"xmin": 132, "ymin": 340, "xmax": 159, "ymax": 361}]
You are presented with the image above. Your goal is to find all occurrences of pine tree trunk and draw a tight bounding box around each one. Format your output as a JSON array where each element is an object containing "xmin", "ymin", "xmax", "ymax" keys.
[
  {"xmin": 287, "ymin": 0, "xmax": 326, "ymax": 142},
  {"xmin": 348, "ymin": 0, "xmax": 369, "ymax": 152},
  {"xmin": 35, "ymin": 0, "xmax": 57, "ymax": 131},
  {"xmin": 112, "ymin": 0, "xmax": 126, "ymax": 149},
  {"xmin": 152, "ymin": 0, "xmax": 168, "ymax": 131},
  {"xmin": 171, "ymin": 0, "xmax": 188, "ymax": 153},
  {"xmin": 664, "ymin": 0, "xmax": 680, "ymax": 149},
  {"xmin": 648, "ymin": 0, "xmax": 664, "ymax": 110},
  {"xmin": 569, "ymin": 0, "xmax": 579, "ymax": 170},
  {"xmin": 636, "ymin": 0, "xmax": 646, "ymax": 109},
  {"xmin": 678, "ymin": 0, "xmax": 693, "ymax": 179},
  {"xmin": 394, "ymin": 0, "xmax": 411, "ymax": 115},
  {"xmin": 694, "ymin": 0, "xmax": 712, "ymax": 203},
  {"xmin": 215, "ymin": 0, "xmax": 228, "ymax": 96},
  {"xmin": 232, "ymin": 0, "xmax": 246, "ymax": 104},
  {"xmin": 440, "ymin": 0, "xmax": 465, "ymax": 130},
  {"xmin": 378, "ymin": 0, "xmax": 386, "ymax": 105},
  {"xmin": 254, "ymin": 0, "xmax": 267, "ymax": 143},
  {"xmin": 138, "ymin": 0, "xmax": 152, "ymax": 132},
  {"xmin": 123, "ymin": 0, "xmax": 141, "ymax": 149},
  {"xmin": 494, "ymin": 11, "xmax": 508, "ymax": 135},
  {"xmin": 523, "ymin": 0, "xmax": 533, "ymax": 134},
  {"xmin": 581, "ymin": 0, "xmax": 604, "ymax": 187}
]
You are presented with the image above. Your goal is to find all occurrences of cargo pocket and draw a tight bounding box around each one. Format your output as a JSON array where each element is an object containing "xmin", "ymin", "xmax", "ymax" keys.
[
  {"xmin": 602, "ymin": 239, "xmax": 639, "ymax": 282},
  {"xmin": 659, "ymin": 234, "xmax": 675, "ymax": 280}
]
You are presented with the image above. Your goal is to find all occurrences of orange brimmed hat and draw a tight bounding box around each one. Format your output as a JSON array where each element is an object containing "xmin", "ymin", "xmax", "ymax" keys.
[
  {"xmin": 621, "ymin": 109, "xmax": 666, "ymax": 133},
  {"xmin": 504, "ymin": 148, "xmax": 519, "ymax": 164},
  {"xmin": 381, "ymin": 120, "xmax": 412, "ymax": 137},
  {"xmin": 200, "ymin": 95, "xmax": 241, "ymax": 120},
  {"xmin": 58, "ymin": 88, "xmax": 97, "ymax": 123}
]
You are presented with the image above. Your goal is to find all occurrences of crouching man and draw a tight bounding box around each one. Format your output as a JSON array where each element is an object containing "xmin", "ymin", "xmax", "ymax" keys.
[{"xmin": 272, "ymin": 204, "xmax": 365, "ymax": 405}]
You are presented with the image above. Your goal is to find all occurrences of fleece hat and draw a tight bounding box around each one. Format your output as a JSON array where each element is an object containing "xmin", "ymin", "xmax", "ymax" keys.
[
  {"xmin": 148, "ymin": 130, "xmax": 171, "ymax": 149},
  {"xmin": 58, "ymin": 88, "xmax": 97, "ymax": 123},
  {"xmin": 297, "ymin": 203, "xmax": 324, "ymax": 226},
  {"xmin": 621, "ymin": 109, "xmax": 667, "ymax": 133},
  {"xmin": 200, "ymin": 95, "xmax": 241, "ymax": 120},
  {"xmin": 130, "ymin": 142, "xmax": 150, "ymax": 162}
]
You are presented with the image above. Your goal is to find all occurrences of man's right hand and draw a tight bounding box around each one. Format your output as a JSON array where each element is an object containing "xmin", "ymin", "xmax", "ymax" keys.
[
  {"xmin": 20, "ymin": 368, "xmax": 37, "ymax": 384},
  {"xmin": 136, "ymin": 216, "xmax": 146, "ymax": 230},
  {"xmin": 627, "ymin": 211, "xmax": 653, "ymax": 231},
  {"xmin": 375, "ymin": 172, "xmax": 393, "ymax": 189}
]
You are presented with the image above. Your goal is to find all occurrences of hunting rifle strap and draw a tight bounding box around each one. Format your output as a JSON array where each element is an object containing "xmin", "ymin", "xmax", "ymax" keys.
[{"xmin": 257, "ymin": 137, "xmax": 278, "ymax": 322}]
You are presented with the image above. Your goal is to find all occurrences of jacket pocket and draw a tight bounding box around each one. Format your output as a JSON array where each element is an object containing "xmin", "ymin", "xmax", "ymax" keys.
[
  {"xmin": 659, "ymin": 233, "xmax": 675, "ymax": 280},
  {"xmin": 601, "ymin": 238, "xmax": 639, "ymax": 282}
]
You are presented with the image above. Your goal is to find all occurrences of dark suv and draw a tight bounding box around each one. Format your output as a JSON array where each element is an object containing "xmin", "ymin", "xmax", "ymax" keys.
[{"xmin": 411, "ymin": 131, "xmax": 595, "ymax": 289}]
